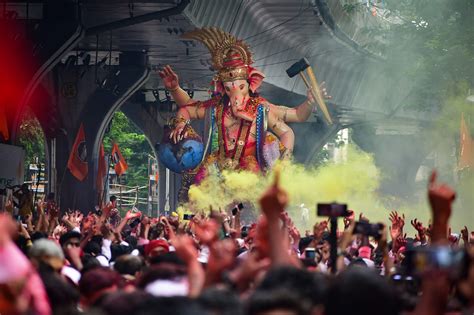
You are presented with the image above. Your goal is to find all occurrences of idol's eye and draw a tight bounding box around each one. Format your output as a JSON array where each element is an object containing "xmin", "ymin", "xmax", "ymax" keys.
[
  {"xmin": 225, "ymin": 86, "xmax": 231, "ymax": 92},
  {"xmin": 239, "ymin": 84, "xmax": 245, "ymax": 90}
]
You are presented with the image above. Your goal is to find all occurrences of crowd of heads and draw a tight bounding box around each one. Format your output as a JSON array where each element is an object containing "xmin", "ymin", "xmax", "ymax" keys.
[{"xmin": 0, "ymin": 170, "xmax": 473, "ymax": 315}]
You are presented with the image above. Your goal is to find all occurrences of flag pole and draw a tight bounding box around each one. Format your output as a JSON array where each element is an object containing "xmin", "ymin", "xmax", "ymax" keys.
[{"xmin": 101, "ymin": 154, "xmax": 111, "ymax": 208}]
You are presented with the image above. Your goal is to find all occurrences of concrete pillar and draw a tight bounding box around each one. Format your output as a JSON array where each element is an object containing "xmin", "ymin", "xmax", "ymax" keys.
[{"xmin": 44, "ymin": 52, "xmax": 150, "ymax": 212}]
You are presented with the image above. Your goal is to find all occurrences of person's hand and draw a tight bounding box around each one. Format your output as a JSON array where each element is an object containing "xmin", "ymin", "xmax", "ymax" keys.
[
  {"xmin": 37, "ymin": 199, "xmax": 45, "ymax": 215},
  {"xmin": 428, "ymin": 170, "xmax": 455, "ymax": 224},
  {"xmin": 5, "ymin": 198, "xmax": 14, "ymax": 214},
  {"xmin": 172, "ymin": 235, "xmax": 198, "ymax": 264},
  {"xmin": 125, "ymin": 210, "xmax": 141, "ymax": 221},
  {"xmin": 207, "ymin": 239, "xmax": 237, "ymax": 278},
  {"xmin": 428, "ymin": 171, "xmax": 456, "ymax": 243},
  {"xmin": 447, "ymin": 227, "xmax": 459, "ymax": 247},
  {"xmin": 102, "ymin": 202, "xmax": 114, "ymax": 218},
  {"xmin": 49, "ymin": 203, "xmax": 59, "ymax": 218},
  {"xmin": 70, "ymin": 211, "xmax": 83, "ymax": 227},
  {"xmin": 461, "ymin": 226, "xmax": 469, "ymax": 244},
  {"xmin": 259, "ymin": 168, "xmax": 288, "ymax": 221},
  {"xmin": 343, "ymin": 210, "xmax": 355, "ymax": 230},
  {"xmin": 194, "ymin": 219, "xmax": 219, "ymax": 245},
  {"xmin": 228, "ymin": 250, "xmax": 271, "ymax": 291},
  {"xmin": 339, "ymin": 220, "xmax": 356, "ymax": 250},
  {"xmin": 389, "ymin": 223, "xmax": 401, "ymax": 242},
  {"xmin": 321, "ymin": 242, "xmax": 330, "ymax": 263},
  {"xmin": 81, "ymin": 214, "xmax": 95, "ymax": 233},
  {"xmin": 18, "ymin": 221, "xmax": 30, "ymax": 239},
  {"xmin": 288, "ymin": 226, "xmax": 300, "ymax": 244},
  {"xmin": 411, "ymin": 218, "xmax": 425, "ymax": 235},
  {"xmin": 61, "ymin": 213, "xmax": 70, "ymax": 224},
  {"xmin": 359, "ymin": 212, "xmax": 369, "ymax": 223},
  {"xmin": 313, "ymin": 220, "xmax": 328, "ymax": 240},
  {"xmin": 160, "ymin": 216, "xmax": 176, "ymax": 239},
  {"xmin": 141, "ymin": 215, "xmax": 151, "ymax": 226},
  {"xmin": 389, "ymin": 211, "xmax": 404, "ymax": 240},
  {"xmin": 24, "ymin": 213, "xmax": 32, "ymax": 224},
  {"xmin": 52, "ymin": 225, "xmax": 67, "ymax": 240},
  {"xmin": 158, "ymin": 65, "xmax": 179, "ymax": 91}
]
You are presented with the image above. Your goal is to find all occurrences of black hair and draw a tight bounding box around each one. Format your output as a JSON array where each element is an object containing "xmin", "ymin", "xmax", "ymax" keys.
[
  {"xmin": 38, "ymin": 267, "xmax": 80, "ymax": 315},
  {"xmin": 31, "ymin": 231, "xmax": 48, "ymax": 242},
  {"xmin": 59, "ymin": 231, "xmax": 82, "ymax": 247},
  {"xmin": 135, "ymin": 296, "xmax": 207, "ymax": 315},
  {"xmin": 325, "ymin": 267, "xmax": 401, "ymax": 315},
  {"xmin": 124, "ymin": 235, "xmax": 138, "ymax": 249},
  {"xmin": 83, "ymin": 240, "xmax": 101, "ymax": 256},
  {"xmin": 137, "ymin": 263, "xmax": 186, "ymax": 289},
  {"xmin": 114, "ymin": 255, "xmax": 144, "ymax": 276},
  {"xmin": 247, "ymin": 289, "xmax": 308, "ymax": 315},
  {"xmin": 256, "ymin": 266, "xmax": 327, "ymax": 307},
  {"xmin": 298, "ymin": 236, "xmax": 314, "ymax": 254},
  {"xmin": 78, "ymin": 267, "xmax": 121, "ymax": 300},
  {"xmin": 99, "ymin": 291, "xmax": 154, "ymax": 315},
  {"xmin": 111, "ymin": 244, "xmax": 132, "ymax": 261},
  {"xmin": 110, "ymin": 195, "xmax": 117, "ymax": 202},
  {"xmin": 81, "ymin": 254, "xmax": 102, "ymax": 274},
  {"xmin": 198, "ymin": 287, "xmax": 243, "ymax": 315}
]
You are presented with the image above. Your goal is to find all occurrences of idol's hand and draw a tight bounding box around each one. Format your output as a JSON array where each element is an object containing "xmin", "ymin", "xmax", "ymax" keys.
[
  {"xmin": 158, "ymin": 65, "xmax": 180, "ymax": 91},
  {"xmin": 170, "ymin": 122, "xmax": 188, "ymax": 144}
]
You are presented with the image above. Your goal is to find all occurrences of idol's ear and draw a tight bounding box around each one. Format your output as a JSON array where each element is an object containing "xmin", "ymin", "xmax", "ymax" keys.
[
  {"xmin": 211, "ymin": 80, "xmax": 225, "ymax": 95},
  {"xmin": 248, "ymin": 68, "xmax": 265, "ymax": 93}
]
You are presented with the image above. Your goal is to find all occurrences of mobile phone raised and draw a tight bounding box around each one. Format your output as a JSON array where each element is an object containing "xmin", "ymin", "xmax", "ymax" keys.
[{"xmin": 317, "ymin": 203, "xmax": 350, "ymax": 217}]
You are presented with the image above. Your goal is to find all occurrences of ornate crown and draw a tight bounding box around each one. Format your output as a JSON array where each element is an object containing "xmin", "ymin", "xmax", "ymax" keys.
[{"xmin": 182, "ymin": 27, "xmax": 253, "ymax": 82}]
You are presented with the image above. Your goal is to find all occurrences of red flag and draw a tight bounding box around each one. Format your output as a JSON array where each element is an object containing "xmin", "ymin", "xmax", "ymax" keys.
[
  {"xmin": 458, "ymin": 113, "xmax": 474, "ymax": 170},
  {"xmin": 67, "ymin": 124, "xmax": 88, "ymax": 181},
  {"xmin": 111, "ymin": 142, "xmax": 128, "ymax": 176},
  {"xmin": 0, "ymin": 107, "xmax": 9, "ymax": 141},
  {"xmin": 96, "ymin": 143, "xmax": 107, "ymax": 191}
]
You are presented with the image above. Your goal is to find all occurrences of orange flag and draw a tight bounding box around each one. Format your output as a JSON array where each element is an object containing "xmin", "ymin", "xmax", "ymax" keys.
[
  {"xmin": 96, "ymin": 143, "xmax": 107, "ymax": 191},
  {"xmin": 67, "ymin": 124, "xmax": 88, "ymax": 181},
  {"xmin": 0, "ymin": 107, "xmax": 9, "ymax": 141},
  {"xmin": 111, "ymin": 142, "xmax": 128, "ymax": 176},
  {"xmin": 458, "ymin": 113, "xmax": 473, "ymax": 170}
]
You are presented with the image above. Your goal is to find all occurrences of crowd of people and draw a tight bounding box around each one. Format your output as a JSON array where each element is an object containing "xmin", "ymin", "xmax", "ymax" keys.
[{"xmin": 0, "ymin": 170, "xmax": 473, "ymax": 315}]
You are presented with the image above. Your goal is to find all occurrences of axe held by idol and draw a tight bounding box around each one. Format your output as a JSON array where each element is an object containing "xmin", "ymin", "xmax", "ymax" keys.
[{"xmin": 286, "ymin": 58, "xmax": 333, "ymax": 125}]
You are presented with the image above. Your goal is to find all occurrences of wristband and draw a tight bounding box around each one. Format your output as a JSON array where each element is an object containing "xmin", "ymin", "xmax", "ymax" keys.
[
  {"xmin": 167, "ymin": 85, "xmax": 180, "ymax": 92},
  {"xmin": 168, "ymin": 117, "xmax": 190, "ymax": 127}
]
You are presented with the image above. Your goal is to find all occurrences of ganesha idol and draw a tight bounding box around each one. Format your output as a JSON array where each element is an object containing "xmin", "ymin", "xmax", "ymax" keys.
[{"xmin": 158, "ymin": 27, "xmax": 321, "ymax": 183}]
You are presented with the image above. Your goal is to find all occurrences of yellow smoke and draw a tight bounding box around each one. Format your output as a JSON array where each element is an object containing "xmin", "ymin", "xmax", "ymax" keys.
[
  {"xmin": 188, "ymin": 146, "xmax": 385, "ymax": 229},
  {"xmin": 187, "ymin": 141, "xmax": 471, "ymax": 235}
]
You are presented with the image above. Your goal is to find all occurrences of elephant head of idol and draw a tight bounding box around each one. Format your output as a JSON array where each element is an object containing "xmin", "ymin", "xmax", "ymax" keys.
[
  {"xmin": 216, "ymin": 49, "xmax": 265, "ymax": 121},
  {"xmin": 182, "ymin": 27, "xmax": 265, "ymax": 121}
]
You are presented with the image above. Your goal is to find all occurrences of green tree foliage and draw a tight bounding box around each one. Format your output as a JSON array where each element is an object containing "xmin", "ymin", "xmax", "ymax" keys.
[
  {"xmin": 366, "ymin": 0, "xmax": 474, "ymax": 110},
  {"xmin": 383, "ymin": 0, "xmax": 473, "ymax": 110},
  {"xmin": 18, "ymin": 112, "xmax": 45, "ymax": 176},
  {"xmin": 102, "ymin": 111, "xmax": 152, "ymax": 196}
]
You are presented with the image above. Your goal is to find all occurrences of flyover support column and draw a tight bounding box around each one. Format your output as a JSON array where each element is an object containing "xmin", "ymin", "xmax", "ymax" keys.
[{"xmin": 49, "ymin": 52, "xmax": 149, "ymax": 212}]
